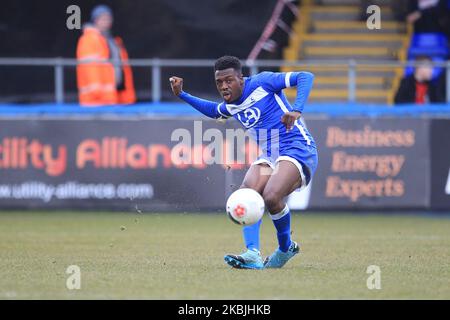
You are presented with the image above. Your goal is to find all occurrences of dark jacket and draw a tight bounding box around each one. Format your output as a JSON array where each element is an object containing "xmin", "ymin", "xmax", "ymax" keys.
[
  {"xmin": 408, "ymin": 0, "xmax": 448, "ymax": 33},
  {"xmin": 394, "ymin": 74, "xmax": 447, "ymax": 104}
]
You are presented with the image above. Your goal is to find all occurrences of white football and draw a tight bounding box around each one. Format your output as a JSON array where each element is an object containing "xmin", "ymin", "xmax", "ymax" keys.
[{"xmin": 226, "ymin": 188, "xmax": 265, "ymax": 226}]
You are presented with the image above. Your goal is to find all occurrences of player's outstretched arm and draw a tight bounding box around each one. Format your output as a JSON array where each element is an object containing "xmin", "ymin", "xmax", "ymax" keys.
[
  {"xmin": 169, "ymin": 76, "xmax": 221, "ymax": 119},
  {"xmin": 260, "ymin": 71, "xmax": 314, "ymax": 112},
  {"xmin": 281, "ymin": 71, "xmax": 314, "ymax": 130},
  {"xmin": 259, "ymin": 71, "xmax": 314, "ymax": 131},
  {"xmin": 290, "ymin": 71, "xmax": 314, "ymax": 114}
]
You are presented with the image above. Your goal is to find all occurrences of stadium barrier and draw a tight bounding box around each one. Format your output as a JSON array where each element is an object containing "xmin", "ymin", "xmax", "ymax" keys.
[
  {"xmin": 430, "ymin": 119, "xmax": 450, "ymax": 209},
  {"xmin": 0, "ymin": 58, "xmax": 449, "ymax": 104},
  {"xmin": 0, "ymin": 107, "xmax": 448, "ymax": 211}
]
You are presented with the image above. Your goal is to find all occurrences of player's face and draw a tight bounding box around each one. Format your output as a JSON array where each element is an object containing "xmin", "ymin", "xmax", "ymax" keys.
[{"xmin": 215, "ymin": 68, "xmax": 244, "ymax": 103}]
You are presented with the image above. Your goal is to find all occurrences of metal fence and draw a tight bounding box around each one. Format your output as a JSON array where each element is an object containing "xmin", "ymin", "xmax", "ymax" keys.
[{"xmin": 0, "ymin": 57, "xmax": 449, "ymax": 103}]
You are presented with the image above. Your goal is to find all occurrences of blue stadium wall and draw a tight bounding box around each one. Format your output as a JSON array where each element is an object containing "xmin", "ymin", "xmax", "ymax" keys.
[{"xmin": 0, "ymin": 102, "xmax": 449, "ymax": 211}]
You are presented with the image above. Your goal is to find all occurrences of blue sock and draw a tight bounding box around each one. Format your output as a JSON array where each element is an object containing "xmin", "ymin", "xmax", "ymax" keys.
[
  {"xmin": 270, "ymin": 205, "xmax": 292, "ymax": 252},
  {"xmin": 242, "ymin": 219, "xmax": 262, "ymax": 252}
]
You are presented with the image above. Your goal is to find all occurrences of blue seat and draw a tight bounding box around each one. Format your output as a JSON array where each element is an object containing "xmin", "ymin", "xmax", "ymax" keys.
[
  {"xmin": 408, "ymin": 33, "xmax": 449, "ymax": 58},
  {"xmin": 404, "ymin": 57, "xmax": 445, "ymax": 80},
  {"xmin": 405, "ymin": 32, "xmax": 448, "ymax": 80}
]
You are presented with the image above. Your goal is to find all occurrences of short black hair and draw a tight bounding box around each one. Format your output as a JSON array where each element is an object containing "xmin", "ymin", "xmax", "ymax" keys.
[{"xmin": 214, "ymin": 55, "xmax": 242, "ymax": 72}]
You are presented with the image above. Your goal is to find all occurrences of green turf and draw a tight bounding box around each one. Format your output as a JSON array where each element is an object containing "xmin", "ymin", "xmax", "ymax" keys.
[{"xmin": 0, "ymin": 211, "xmax": 449, "ymax": 299}]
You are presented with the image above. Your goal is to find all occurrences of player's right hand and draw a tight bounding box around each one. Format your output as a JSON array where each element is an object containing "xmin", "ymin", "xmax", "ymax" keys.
[{"xmin": 169, "ymin": 76, "xmax": 183, "ymax": 96}]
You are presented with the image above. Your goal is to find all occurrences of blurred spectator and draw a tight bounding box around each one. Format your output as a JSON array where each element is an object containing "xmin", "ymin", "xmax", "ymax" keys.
[
  {"xmin": 406, "ymin": 0, "xmax": 448, "ymax": 34},
  {"xmin": 395, "ymin": 56, "xmax": 447, "ymax": 104},
  {"xmin": 76, "ymin": 5, "xmax": 136, "ymax": 106}
]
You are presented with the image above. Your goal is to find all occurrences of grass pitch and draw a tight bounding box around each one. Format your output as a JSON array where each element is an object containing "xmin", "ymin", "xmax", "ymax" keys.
[{"xmin": 0, "ymin": 211, "xmax": 449, "ymax": 299}]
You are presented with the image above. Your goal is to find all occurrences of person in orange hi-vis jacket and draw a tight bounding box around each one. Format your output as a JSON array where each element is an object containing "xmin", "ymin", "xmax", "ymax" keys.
[{"xmin": 76, "ymin": 5, "xmax": 136, "ymax": 106}]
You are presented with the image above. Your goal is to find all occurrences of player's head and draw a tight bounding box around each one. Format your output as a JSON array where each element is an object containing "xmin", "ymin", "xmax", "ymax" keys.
[
  {"xmin": 91, "ymin": 5, "xmax": 113, "ymax": 33},
  {"xmin": 214, "ymin": 55, "xmax": 244, "ymax": 103}
]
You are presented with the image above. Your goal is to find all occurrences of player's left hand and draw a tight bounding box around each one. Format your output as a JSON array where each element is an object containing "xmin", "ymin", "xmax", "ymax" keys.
[{"xmin": 281, "ymin": 111, "xmax": 301, "ymax": 132}]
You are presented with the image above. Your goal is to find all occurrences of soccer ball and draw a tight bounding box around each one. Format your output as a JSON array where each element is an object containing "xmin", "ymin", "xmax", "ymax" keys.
[{"xmin": 226, "ymin": 188, "xmax": 265, "ymax": 226}]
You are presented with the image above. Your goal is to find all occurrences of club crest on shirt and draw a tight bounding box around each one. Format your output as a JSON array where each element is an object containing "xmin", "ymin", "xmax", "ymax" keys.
[{"xmin": 237, "ymin": 107, "xmax": 261, "ymax": 128}]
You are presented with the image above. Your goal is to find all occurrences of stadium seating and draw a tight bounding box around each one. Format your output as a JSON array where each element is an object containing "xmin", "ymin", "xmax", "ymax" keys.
[
  {"xmin": 408, "ymin": 33, "xmax": 449, "ymax": 58},
  {"xmin": 282, "ymin": 0, "xmax": 410, "ymax": 104},
  {"xmin": 404, "ymin": 56, "xmax": 445, "ymax": 80},
  {"xmin": 404, "ymin": 33, "xmax": 449, "ymax": 80}
]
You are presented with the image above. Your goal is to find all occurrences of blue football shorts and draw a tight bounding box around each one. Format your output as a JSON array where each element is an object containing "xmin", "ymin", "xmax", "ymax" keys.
[{"xmin": 252, "ymin": 142, "xmax": 318, "ymax": 191}]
